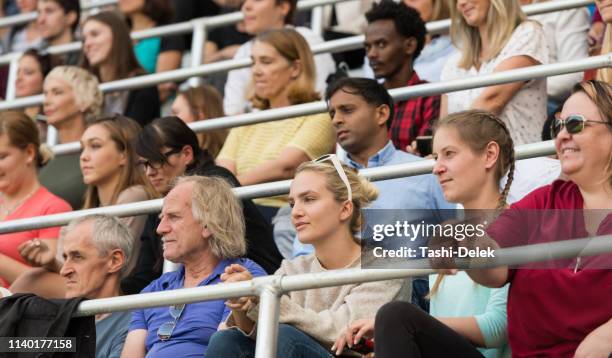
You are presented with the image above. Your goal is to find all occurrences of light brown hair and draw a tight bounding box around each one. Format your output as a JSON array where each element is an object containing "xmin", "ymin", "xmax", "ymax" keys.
[
  {"xmin": 177, "ymin": 85, "xmax": 228, "ymax": 157},
  {"xmin": 449, "ymin": 0, "xmax": 526, "ymax": 69},
  {"xmin": 0, "ymin": 110, "xmax": 53, "ymax": 168},
  {"xmin": 83, "ymin": 114, "xmax": 158, "ymax": 209},
  {"xmin": 250, "ymin": 28, "xmax": 320, "ymax": 110}
]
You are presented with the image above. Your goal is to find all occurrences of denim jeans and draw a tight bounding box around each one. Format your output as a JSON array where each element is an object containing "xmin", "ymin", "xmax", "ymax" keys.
[{"xmin": 206, "ymin": 324, "xmax": 333, "ymax": 358}]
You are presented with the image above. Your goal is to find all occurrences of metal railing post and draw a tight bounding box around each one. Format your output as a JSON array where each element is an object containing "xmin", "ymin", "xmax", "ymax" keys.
[
  {"xmin": 255, "ymin": 284, "xmax": 282, "ymax": 358},
  {"xmin": 46, "ymin": 126, "xmax": 59, "ymax": 147},
  {"xmin": 5, "ymin": 57, "xmax": 19, "ymax": 101},
  {"xmin": 189, "ymin": 20, "xmax": 207, "ymax": 87},
  {"xmin": 310, "ymin": 5, "xmax": 325, "ymax": 37}
]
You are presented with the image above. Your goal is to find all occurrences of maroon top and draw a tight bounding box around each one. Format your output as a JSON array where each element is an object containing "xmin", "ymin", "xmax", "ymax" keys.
[{"xmin": 487, "ymin": 180, "xmax": 612, "ymax": 357}]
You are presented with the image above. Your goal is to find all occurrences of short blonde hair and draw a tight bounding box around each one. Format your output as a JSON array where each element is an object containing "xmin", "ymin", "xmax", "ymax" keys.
[
  {"xmin": 449, "ymin": 0, "xmax": 525, "ymax": 69},
  {"xmin": 250, "ymin": 28, "xmax": 319, "ymax": 110},
  {"xmin": 295, "ymin": 161, "xmax": 379, "ymax": 236},
  {"xmin": 45, "ymin": 66, "xmax": 103, "ymax": 119},
  {"xmin": 174, "ymin": 175, "xmax": 247, "ymax": 259}
]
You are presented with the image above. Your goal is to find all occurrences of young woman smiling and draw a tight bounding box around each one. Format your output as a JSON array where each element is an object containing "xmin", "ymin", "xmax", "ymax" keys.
[
  {"xmin": 206, "ymin": 157, "xmax": 410, "ymax": 357},
  {"xmin": 334, "ymin": 110, "xmax": 515, "ymax": 357},
  {"xmin": 441, "ymin": 0, "xmax": 548, "ymax": 145}
]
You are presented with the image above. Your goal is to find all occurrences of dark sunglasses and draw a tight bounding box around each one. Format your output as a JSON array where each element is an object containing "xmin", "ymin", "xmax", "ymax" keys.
[
  {"xmin": 137, "ymin": 148, "xmax": 182, "ymax": 172},
  {"xmin": 550, "ymin": 114, "xmax": 611, "ymax": 138},
  {"xmin": 157, "ymin": 303, "xmax": 186, "ymax": 341}
]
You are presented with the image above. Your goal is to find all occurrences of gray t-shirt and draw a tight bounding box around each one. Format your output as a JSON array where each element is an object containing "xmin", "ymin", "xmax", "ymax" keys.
[{"xmin": 96, "ymin": 311, "xmax": 131, "ymax": 358}]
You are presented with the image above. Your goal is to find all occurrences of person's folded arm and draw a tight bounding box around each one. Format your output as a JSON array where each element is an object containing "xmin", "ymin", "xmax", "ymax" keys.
[
  {"xmin": 0, "ymin": 253, "xmax": 34, "ymax": 284},
  {"xmin": 470, "ymin": 55, "xmax": 540, "ymax": 115},
  {"xmin": 575, "ymin": 318, "xmax": 612, "ymax": 358},
  {"xmin": 237, "ymin": 147, "xmax": 310, "ymax": 186}
]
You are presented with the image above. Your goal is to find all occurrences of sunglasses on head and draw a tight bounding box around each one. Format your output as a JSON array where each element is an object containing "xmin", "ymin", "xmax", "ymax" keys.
[
  {"xmin": 550, "ymin": 114, "xmax": 611, "ymax": 138},
  {"xmin": 313, "ymin": 154, "xmax": 352, "ymax": 202}
]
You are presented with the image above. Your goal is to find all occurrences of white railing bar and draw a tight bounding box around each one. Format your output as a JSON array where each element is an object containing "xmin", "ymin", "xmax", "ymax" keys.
[
  {"xmin": 255, "ymin": 283, "xmax": 282, "ymax": 358},
  {"xmin": 71, "ymin": 234, "xmax": 612, "ymax": 317},
  {"xmin": 0, "ymin": 0, "xmax": 118, "ymax": 29},
  {"xmin": 0, "ymin": 140, "xmax": 556, "ymax": 235},
  {"xmin": 37, "ymin": 53, "xmax": 612, "ymax": 156},
  {"xmin": 0, "ymin": 0, "xmax": 351, "ymax": 66}
]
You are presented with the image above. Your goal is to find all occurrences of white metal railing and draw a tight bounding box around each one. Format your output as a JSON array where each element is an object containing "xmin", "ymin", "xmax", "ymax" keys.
[
  {"xmin": 0, "ymin": 0, "xmax": 353, "ymax": 101},
  {"xmin": 0, "ymin": 0, "xmax": 593, "ymax": 103},
  {"xmin": 0, "ymin": 0, "xmax": 118, "ymax": 29},
  {"xmin": 33, "ymin": 53, "xmax": 612, "ymax": 156},
  {"xmin": 0, "ymin": 139, "xmax": 555, "ymax": 234},
  {"xmin": 66, "ymin": 234, "xmax": 612, "ymax": 358}
]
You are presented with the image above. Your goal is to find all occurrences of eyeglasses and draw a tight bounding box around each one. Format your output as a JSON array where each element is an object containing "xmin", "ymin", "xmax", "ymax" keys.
[
  {"xmin": 550, "ymin": 114, "xmax": 611, "ymax": 138},
  {"xmin": 137, "ymin": 148, "xmax": 182, "ymax": 172},
  {"xmin": 313, "ymin": 154, "xmax": 352, "ymax": 202},
  {"xmin": 157, "ymin": 303, "xmax": 185, "ymax": 341}
]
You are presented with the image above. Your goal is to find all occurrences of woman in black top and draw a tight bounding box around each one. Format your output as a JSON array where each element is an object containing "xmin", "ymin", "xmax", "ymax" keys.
[
  {"xmin": 121, "ymin": 116, "xmax": 282, "ymax": 294},
  {"xmin": 81, "ymin": 11, "xmax": 160, "ymax": 127}
]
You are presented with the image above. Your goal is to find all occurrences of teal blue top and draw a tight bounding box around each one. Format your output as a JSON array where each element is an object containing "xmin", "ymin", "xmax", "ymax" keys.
[
  {"xmin": 429, "ymin": 272, "xmax": 510, "ymax": 358},
  {"xmin": 134, "ymin": 37, "xmax": 161, "ymax": 74}
]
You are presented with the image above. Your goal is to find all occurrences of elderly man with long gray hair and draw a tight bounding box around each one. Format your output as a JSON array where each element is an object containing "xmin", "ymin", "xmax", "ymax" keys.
[{"xmin": 121, "ymin": 175, "xmax": 267, "ymax": 358}]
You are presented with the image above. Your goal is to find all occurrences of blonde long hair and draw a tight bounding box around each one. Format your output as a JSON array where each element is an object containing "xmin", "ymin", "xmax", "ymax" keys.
[
  {"xmin": 449, "ymin": 0, "xmax": 525, "ymax": 69},
  {"xmin": 596, "ymin": 26, "xmax": 611, "ymax": 82}
]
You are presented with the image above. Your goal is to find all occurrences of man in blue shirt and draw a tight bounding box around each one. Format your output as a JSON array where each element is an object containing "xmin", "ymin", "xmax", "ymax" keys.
[
  {"xmin": 295, "ymin": 77, "xmax": 454, "ymax": 309},
  {"xmin": 122, "ymin": 176, "xmax": 266, "ymax": 357}
]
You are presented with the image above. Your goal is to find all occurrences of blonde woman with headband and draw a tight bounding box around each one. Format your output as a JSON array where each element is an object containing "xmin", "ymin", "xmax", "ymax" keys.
[
  {"xmin": 0, "ymin": 111, "xmax": 71, "ymax": 289},
  {"xmin": 206, "ymin": 156, "xmax": 410, "ymax": 357},
  {"xmin": 39, "ymin": 65, "xmax": 103, "ymax": 210},
  {"xmin": 334, "ymin": 110, "xmax": 514, "ymax": 357},
  {"xmin": 441, "ymin": 0, "xmax": 548, "ymax": 145}
]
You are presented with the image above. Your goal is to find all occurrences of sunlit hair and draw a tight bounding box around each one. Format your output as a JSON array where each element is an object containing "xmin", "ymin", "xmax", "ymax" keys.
[
  {"xmin": 63, "ymin": 214, "xmax": 134, "ymax": 278},
  {"xmin": 434, "ymin": 109, "xmax": 515, "ymax": 210},
  {"xmin": 45, "ymin": 66, "xmax": 103, "ymax": 119},
  {"xmin": 81, "ymin": 11, "xmax": 144, "ymax": 82},
  {"xmin": 295, "ymin": 161, "xmax": 379, "ymax": 237},
  {"xmin": 449, "ymin": 0, "xmax": 526, "ymax": 69},
  {"xmin": 596, "ymin": 27, "xmax": 611, "ymax": 83},
  {"xmin": 0, "ymin": 111, "xmax": 53, "ymax": 168},
  {"xmin": 173, "ymin": 176, "xmax": 247, "ymax": 259},
  {"xmin": 82, "ymin": 114, "xmax": 158, "ymax": 209},
  {"xmin": 250, "ymin": 28, "xmax": 319, "ymax": 110},
  {"xmin": 571, "ymin": 80, "xmax": 612, "ymax": 186},
  {"xmin": 431, "ymin": 0, "xmax": 451, "ymax": 20},
  {"xmin": 430, "ymin": 109, "xmax": 515, "ymax": 297},
  {"xmin": 177, "ymin": 86, "xmax": 228, "ymax": 157}
]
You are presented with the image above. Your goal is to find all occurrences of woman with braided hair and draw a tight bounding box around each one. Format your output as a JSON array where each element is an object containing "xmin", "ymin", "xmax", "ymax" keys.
[{"xmin": 333, "ymin": 109, "xmax": 515, "ymax": 357}]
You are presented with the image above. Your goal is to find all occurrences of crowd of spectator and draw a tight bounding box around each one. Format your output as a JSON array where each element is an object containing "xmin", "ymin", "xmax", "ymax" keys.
[{"xmin": 0, "ymin": 0, "xmax": 610, "ymax": 357}]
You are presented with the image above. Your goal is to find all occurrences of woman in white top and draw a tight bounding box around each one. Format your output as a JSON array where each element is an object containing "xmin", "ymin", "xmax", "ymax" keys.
[{"xmin": 441, "ymin": 0, "xmax": 548, "ymax": 145}]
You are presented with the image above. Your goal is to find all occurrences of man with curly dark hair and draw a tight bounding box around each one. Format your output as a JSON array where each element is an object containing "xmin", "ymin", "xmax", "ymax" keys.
[{"xmin": 365, "ymin": 0, "xmax": 440, "ymax": 153}]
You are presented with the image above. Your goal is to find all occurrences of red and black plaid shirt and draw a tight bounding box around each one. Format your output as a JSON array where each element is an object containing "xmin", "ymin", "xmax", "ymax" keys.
[{"xmin": 390, "ymin": 72, "xmax": 440, "ymax": 150}]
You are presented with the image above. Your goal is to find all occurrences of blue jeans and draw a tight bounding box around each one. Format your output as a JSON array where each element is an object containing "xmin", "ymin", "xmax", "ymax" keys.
[{"xmin": 206, "ymin": 324, "xmax": 333, "ymax": 358}]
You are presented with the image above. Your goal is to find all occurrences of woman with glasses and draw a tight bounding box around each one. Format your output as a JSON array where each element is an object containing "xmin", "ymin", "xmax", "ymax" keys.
[
  {"xmin": 441, "ymin": 0, "xmax": 548, "ymax": 145},
  {"xmin": 334, "ymin": 109, "xmax": 515, "ymax": 357},
  {"xmin": 120, "ymin": 116, "xmax": 282, "ymax": 295},
  {"xmin": 12, "ymin": 114, "xmax": 158, "ymax": 298},
  {"xmin": 205, "ymin": 156, "xmax": 411, "ymax": 357},
  {"xmin": 217, "ymin": 28, "xmax": 335, "ymax": 223},
  {"xmin": 459, "ymin": 80, "xmax": 612, "ymax": 356}
]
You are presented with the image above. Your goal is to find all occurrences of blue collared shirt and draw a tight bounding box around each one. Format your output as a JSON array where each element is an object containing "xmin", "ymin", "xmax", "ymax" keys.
[
  {"xmin": 294, "ymin": 142, "xmax": 455, "ymax": 256},
  {"xmin": 128, "ymin": 258, "xmax": 266, "ymax": 357}
]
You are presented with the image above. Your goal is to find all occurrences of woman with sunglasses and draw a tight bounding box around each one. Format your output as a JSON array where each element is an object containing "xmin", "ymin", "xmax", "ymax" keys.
[
  {"xmin": 461, "ymin": 80, "xmax": 612, "ymax": 356},
  {"xmin": 334, "ymin": 110, "xmax": 515, "ymax": 357},
  {"xmin": 205, "ymin": 156, "xmax": 411, "ymax": 357},
  {"xmin": 120, "ymin": 116, "xmax": 282, "ymax": 295}
]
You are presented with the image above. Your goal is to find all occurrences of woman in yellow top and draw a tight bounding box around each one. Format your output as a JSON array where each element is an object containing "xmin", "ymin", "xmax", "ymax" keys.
[{"xmin": 217, "ymin": 28, "xmax": 335, "ymax": 222}]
